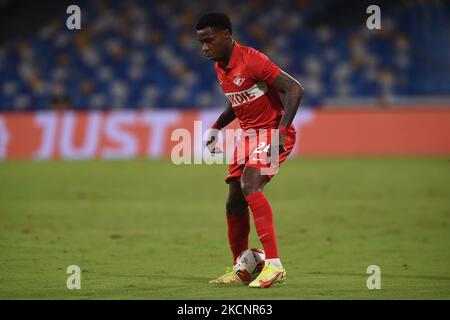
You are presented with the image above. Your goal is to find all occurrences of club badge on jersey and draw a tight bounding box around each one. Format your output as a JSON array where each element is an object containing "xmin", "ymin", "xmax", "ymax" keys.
[{"xmin": 233, "ymin": 76, "xmax": 245, "ymax": 86}]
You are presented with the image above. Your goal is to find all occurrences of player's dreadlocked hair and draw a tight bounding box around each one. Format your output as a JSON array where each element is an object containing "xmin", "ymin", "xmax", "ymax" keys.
[{"xmin": 196, "ymin": 12, "xmax": 232, "ymax": 35}]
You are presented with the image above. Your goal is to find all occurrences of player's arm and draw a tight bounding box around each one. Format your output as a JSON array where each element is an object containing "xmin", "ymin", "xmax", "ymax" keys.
[
  {"xmin": 212, "ymin": 102, "xmax": 236, "ymax": 130},
  {"xmin": 206, "ymin": 102, "xmax": 235, "ymax": 154},
  {"xmin": 270, "ymin": 70, "xmax": 304, "ymax": 154}
]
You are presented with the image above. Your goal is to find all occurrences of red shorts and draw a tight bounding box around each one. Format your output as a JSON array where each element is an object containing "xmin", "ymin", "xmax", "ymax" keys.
[{"xmin": 225, "ymin": 126, "xmax": 296, "ymax": 184}]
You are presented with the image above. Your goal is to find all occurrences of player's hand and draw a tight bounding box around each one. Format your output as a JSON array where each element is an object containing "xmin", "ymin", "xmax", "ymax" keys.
[
  {"xmin": 267, "ymin": 133, "xmax": 286, "ymax": 158},
  {"xmin": 206, "ymin": 128, "xmax": 223, "ymax": 154}
]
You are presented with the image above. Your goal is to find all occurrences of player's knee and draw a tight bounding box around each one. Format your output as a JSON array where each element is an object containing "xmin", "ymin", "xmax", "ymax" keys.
[
  {"xmin": 240, "ymin": 180, "xmax": 261, "ymax": 197},
  {"xmin": 226, "ymin": 198, "xmax": 248, "ymax": 216}
]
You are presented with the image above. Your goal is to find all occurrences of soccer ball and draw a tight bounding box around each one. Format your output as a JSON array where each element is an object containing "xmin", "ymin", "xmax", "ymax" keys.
[{"xmin": 234, "ymin": 248, "xmax": 265, "ymax": 283}]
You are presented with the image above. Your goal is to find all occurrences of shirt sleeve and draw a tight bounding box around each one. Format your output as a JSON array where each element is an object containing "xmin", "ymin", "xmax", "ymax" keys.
[{"xmin": 248, "ymin": 51, "xmax": 282, "ymax": 85}]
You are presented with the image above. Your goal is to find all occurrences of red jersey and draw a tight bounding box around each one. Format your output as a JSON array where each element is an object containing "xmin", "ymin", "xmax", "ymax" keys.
[{"xmin": 214, "ymin": 41, "xmax": 289, "ymax": 131}]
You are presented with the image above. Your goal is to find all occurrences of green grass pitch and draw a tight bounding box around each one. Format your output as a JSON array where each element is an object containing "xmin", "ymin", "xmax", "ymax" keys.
[{"xmin": 0, "ymin": 158, "xmax": 449, "ymax": 299}]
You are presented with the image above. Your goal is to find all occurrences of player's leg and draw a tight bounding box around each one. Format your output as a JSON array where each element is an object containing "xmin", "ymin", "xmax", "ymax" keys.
[
  {"xmin": 226, "ymin": 178, "xmax": 250, "ymax": 264},
  {"xmin": 209, "ymin": 178, "xmax": 249, "ymax": 284},
  {"xmin": 240, "ymin": 166, "xmax": 277, "ymax": 259},
  {"xmin": 241, "ymin": 166, "xmax": 286, "ymax": 287}
]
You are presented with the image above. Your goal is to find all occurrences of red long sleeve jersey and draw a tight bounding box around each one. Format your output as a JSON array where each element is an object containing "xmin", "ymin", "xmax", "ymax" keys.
[{"xmin": 214, "ymin": 41, "xmax": 290, "ymax": 131}]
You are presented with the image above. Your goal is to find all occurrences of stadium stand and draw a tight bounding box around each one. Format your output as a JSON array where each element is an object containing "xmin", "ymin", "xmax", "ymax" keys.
[{"xmin": 0, "ymin": 0, "xmax": 449, "ymax": 111}]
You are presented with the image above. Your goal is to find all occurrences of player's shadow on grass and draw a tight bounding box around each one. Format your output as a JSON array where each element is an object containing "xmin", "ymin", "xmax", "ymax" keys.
[
  {"xmin": 307, "ymin": 272, "xmax": 450, "ymax": 281},
  {"xmin": 104, "ymin": 273, "xmax": 209, "ymax": 282}
]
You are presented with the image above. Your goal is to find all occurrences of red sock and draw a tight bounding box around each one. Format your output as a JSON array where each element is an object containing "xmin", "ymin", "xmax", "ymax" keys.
[
  {"xmin": 245, "ymin": 192, "xmax": 279, "ymax": 259},
  {"xmin": 226, "ymin": 210, "xmax": 250, "ymax": 264}
]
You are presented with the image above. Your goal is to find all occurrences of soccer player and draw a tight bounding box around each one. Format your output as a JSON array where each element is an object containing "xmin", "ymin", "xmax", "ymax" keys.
[{"xmin": 196, "ymin": 13, "xmax": 304, "ymax": 288}]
